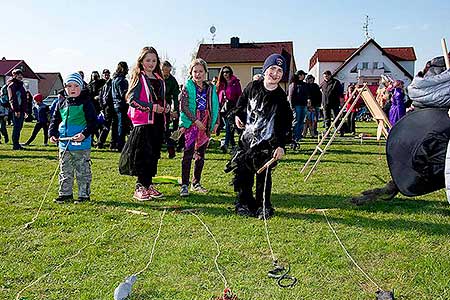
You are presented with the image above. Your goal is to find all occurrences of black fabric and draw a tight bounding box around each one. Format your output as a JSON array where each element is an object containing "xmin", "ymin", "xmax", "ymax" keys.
[
  {"xmin": 289, "ymin": 81, "xmax": 309, "ymax": 107},
  {"xmin": 306, "ymin": 82, "xmax": 322, "ymax": 107},
  {"xmin": 119, "ymin": 120, "xmax": 164, "ymax": 177},
  {"xmin": 386, "ymin": 108, "xmax": 450, "ymax": 196},
  {"xmin": 320, "ymin": 78, "xmax": 342, "ymax": 107},
  {"xmin": 233, "ymin": 147, "xmax": 274, "ymax": 212},
  {"xmin": 235, "ymin": 79, "xmax": 291, "ymax": 149}
]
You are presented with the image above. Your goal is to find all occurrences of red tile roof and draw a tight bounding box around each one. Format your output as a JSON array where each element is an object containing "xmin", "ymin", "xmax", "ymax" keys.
[
  {"xmin": 0, "ymin": 59, "xmax": 40, "ymax": 79},
  {"xmin": 309, "ymin": 44, "xmax": 416, "ymax": 70},
  {"xmin": 37, "ymin": 72, "xmax": 63, "ymax": 98},
  {"xmin": 0, "ymin": 59, "xmax": 22, "ymax": 75},
  {"xmin": 197, "ymin": 41, "xmax": 294, "ymax": 63}
]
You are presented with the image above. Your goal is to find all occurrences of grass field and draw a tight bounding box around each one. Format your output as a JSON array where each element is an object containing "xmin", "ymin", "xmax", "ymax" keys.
[{"xmin": 1, "ymin": 121, "xmax": 449, "ymax": 300}]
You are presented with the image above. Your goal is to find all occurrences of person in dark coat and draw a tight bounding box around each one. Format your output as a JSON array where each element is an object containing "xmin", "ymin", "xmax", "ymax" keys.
[
  {"xmin": 320, "ymin": 70, "xmax": 343, "ymax": 130},
  {"xmin": 111, "ymin": 62, "xmax": 129, "ymax": 151},
  {"xmin": 305, "ymin": 74, "xmax": 322, "ymax": 135},
  {"xmin": 161, "ymin": 60, "xmax": 180, "ymax": 158},
  {"xmin": 97, "ymin": 69, "xmax": 116, "ymax": 149},
  {"xmin": 230, "ymin": 54, "xmax": 291, "ymax": 219},
  {"xmin": 7, "ymin": 69, "xmax": 28, "ymax": 150},
  {"xmin": 288, "ymin": 70, "xmax": 308, "ymax": 147}
]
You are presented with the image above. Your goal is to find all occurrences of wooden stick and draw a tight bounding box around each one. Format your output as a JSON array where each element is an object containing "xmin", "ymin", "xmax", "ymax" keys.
[
  {"xmin": 257, "ymin": 158, "xmax": 277, "ymax": 174},
  {"xmin": 442, "ymin": 38, "xmax": 450, "ymax": 70}
]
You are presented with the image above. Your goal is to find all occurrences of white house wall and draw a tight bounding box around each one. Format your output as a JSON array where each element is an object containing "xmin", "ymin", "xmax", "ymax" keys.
[
  {"xmin": 309, "ymin": 62, "xmax": 342, "ymax": 84},
  {"xmin": 334, "ymin": 44, "xmax": 412, "ymax": 89},
  {"xmin": 397, "ymin": 60, "xmax": 415, "ymax": 76},
  {"xmin": 319, "ymin": 62, "xmax": 341, "ymax": 84},
  {"xmin": 309, "ymin": 64, "xmax": 319, "ymax": 83}
]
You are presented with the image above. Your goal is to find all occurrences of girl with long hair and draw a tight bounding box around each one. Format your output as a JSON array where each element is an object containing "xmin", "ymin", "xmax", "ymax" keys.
[
  {"xmin": 119, "ymin": 47, "xmax": 169, "ymax": 201},
  {"xmin": 179, "ymin": 58, "xmax": 220, "ymax": 197}
]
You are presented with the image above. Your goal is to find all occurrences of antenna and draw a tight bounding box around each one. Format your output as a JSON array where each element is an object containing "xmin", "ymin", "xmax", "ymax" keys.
[
  {"xmin": 363, "ymin": 15, "xmax": 371, "ymax": 40},
  {"xmin": 209, "ymin": 25, "xmax": 216, "ymax": 47}
]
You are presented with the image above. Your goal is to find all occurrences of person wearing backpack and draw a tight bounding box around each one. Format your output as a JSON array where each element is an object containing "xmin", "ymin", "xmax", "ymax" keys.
[{"xmin": 7, "ymin": 69, "xmax": 28, "ymax": 150}]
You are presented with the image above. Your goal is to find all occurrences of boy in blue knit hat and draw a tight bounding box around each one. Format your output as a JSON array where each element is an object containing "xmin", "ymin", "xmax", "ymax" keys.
[
  {"xmin": 229, "ymin": 53, "xmax": 292, "ymax": 219},
  {"xmin": 49, "ymin": 72, "xmax": 97, "ymax": 204}
]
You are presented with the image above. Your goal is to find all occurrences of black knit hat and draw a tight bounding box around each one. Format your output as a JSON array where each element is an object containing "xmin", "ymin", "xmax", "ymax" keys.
[{"xmin": 262, "ymin": 54, "xmax": 286, "ymax": 74}]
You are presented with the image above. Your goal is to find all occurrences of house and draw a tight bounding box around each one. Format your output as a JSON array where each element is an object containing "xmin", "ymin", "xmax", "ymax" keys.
[
  {"xmin": 37, "ymin": 72, "xmax": 64, "ymax": 98},
  {"xmin": 0, "ymin": 58, "xmax": 40, "ymax": 95},
  {"xmin": 197, "ymin": 37, "xmax": 296, "ymax": 90},
  {"xmin": 308, "ymin": 39, "xmax": 416, "ymax": 89}
]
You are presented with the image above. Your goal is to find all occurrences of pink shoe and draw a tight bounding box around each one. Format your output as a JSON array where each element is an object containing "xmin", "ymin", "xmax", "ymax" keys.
[
  {"xmin": 148, "ymin": 185, "xmax": 164, "ymax": 199},
  {"xmin": 133, "ymin": 185, "xmax": 151, "ymax": 201}
]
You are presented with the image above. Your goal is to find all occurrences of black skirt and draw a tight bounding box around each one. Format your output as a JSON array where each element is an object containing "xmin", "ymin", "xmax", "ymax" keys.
[{"xmin": 119, "ymin": 120, "xmax": 164, "ymax": 177}]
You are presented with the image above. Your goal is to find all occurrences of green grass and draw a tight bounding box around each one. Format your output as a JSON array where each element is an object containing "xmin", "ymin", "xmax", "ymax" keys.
[{"xmin": 1, "ymin": 121, "xmax": 449, "ymax": 300}]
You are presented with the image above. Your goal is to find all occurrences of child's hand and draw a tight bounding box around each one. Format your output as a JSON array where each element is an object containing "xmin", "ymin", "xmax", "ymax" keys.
[
  {"xmin": 72, "ymin": 133, "xmax": 85, "ymax": 142},
  {"xmin": 273, "ymin": 147, "xmax": 285, "ymax": 160},
  {"xmin": 50, "ymin": 136, "xmax": 59, "ymax": 144},
  {"xmin": 194, "ymin": 120, "xmax": 206, "ymax": 131}
]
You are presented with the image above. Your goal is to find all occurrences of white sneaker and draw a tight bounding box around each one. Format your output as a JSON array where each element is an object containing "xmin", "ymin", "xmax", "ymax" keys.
[{"xmin": 191, "ymin": 183, "xmax": 208, "ymax": 193}]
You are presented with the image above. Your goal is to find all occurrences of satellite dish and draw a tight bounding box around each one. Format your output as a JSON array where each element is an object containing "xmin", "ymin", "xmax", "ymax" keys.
[{"xmin": 210, "ymin": 26, "xmax": 216, "ymax": 34}]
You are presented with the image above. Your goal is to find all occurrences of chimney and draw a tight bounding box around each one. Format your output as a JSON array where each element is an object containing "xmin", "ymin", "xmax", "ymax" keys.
[{"xmin": 230, "ymin": 37, "xmax": 240, "ymax": 48}]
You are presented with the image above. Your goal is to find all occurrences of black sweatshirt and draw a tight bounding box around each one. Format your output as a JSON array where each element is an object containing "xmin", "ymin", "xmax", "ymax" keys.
[{"xmin": 235, "ymin": 79, "xmax": 291, "ymax": 150}]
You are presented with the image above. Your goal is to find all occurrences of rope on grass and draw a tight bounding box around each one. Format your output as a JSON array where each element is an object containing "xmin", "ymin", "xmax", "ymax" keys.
[
  {"xmin": 262, "ymin": 167, "xmax": 297, "ymax": 288},
  {"xmin": 23, "ymin": 140, "xmax": 71, "ymax": 230},
  {"xmin": 322, "ymin": 210, "xmax": 383, "ymax": 291},
  {"xmin": 135, "ymin": 209, "xmax": 167, "ymax": 276},
  {"xmin": 114, "ymin": 209, "xmax": 167, "ymax": 300},
  {"xmin": 16, "ymin": 215, "xmax": 131, "ymax": 300},
  {"xmin": 262, "ymin": 167, "xmax": 276, "ymax": 262},
  {"xmin": 189, "ymin": 211, "xmax": 228, "ymax": 289}
]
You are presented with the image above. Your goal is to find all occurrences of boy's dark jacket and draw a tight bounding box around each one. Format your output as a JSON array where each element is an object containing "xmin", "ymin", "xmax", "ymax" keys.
[
  {"xmin": 235, "ymin": 79, "xmax": 291, "ymax": 150},
  {"xmin": 49, "ymin": 94, "xmax": 97, "ymax": 151}
]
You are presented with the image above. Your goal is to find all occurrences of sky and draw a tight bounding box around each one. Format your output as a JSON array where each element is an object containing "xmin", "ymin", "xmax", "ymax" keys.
[{"xmin": 1, "ymin": 0, "xmax": 449, "ymax": 82}]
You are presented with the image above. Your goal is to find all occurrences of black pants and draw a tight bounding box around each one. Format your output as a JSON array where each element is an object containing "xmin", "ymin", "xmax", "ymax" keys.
[
  {"xmin": 25, "ymin": 122, "xmax": 48, "ymax": 145},
  {"xmin": 98, "ymin": 108, "xmax": 117, "ymax": 146},
  {"xmin": 133, "ymin": 120, "xmax": 164, "ymax": 188},
  {"xmin": 346, "ymin": 111, "xmax": 356, "ymax": 134},
  {"xmin": 233, "ymin": 149, "xmax": 273, "ymax": 212},
  {"xmin": 323, "ymin": 104, "xmax": 340, "ymax": 129}
]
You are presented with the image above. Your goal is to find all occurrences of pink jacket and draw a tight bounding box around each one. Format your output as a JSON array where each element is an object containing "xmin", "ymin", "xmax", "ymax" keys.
[
  {"xmin": 128, "ymin": 73, "xmax": 166, "ymax": 126},
  {"xmin": 217, "ymin": 75, "xmax": 242, "ymax": 107}
]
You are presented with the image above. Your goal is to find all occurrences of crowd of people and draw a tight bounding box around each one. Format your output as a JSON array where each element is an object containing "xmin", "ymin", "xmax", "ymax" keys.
[{"xmin": 3, "ymin": 48, "xmax": 444, "ymax": 218}]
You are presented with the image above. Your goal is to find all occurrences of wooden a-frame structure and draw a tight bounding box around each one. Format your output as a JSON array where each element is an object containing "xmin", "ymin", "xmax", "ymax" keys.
[{"xmin": 300, "ymin": 83, "xmax": 392, "ymax": 181}]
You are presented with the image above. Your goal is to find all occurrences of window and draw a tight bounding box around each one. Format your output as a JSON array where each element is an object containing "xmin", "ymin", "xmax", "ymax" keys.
[
  {"xmin": 362, "ymin": 62, "xmax": 369, "ymax": 70},
  {"xmin": 252, "ymin": 67, "xmax": 263, "ymax": 77},
  {"xmin": 207, "ymin": 68, "xmax": 220, "ymax": 81},
  {"xmin": 350, "ymin": 64, "xmax": 358, "ymax": 73}
]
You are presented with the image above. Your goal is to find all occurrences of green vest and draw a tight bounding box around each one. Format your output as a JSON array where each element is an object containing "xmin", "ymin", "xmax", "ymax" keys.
[{"xmin": 179, "ymin": 79, "xmax": 219, "ymax": 132}]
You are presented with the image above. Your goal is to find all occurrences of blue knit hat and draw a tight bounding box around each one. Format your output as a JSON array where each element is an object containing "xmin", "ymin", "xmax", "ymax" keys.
[
  {"xmin": 262, "ymin": 54, "xmax": 286, "ymax": 74},
  {"xmin": 65, "ymin": 73, "xmax": 84, "ymax": 88}
]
